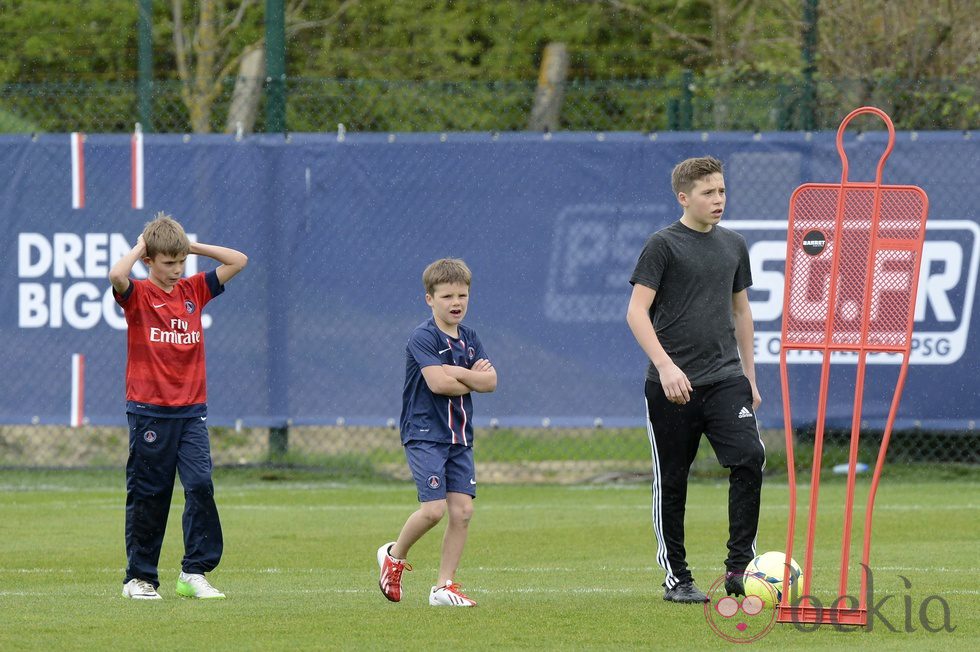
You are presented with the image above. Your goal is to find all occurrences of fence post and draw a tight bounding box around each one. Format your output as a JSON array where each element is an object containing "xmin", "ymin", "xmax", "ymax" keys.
[
  {"xmin": 777, "ymin": 83, "xmax": 795, "ymax": 130},
  {"xmin": 269, "ymin": 423, "xmax": 289, "ymax": 462},
  {"xmin": 137, "ymin": 0, "xmax": 153, "ymax": 132},
  {"xmin": 667, "ymin": 98, "xmax": 679, "ymax": 130},
  {"xmin": 680, "ymin": 69, "xmax": 694, "ymax": 130},
  {"xmin": 528, "ymin": 42, "xmax": 569, "ymax": 132},
  {"xmin": 801, "ymin": 0, "xmax": 819, "ymax": 130},
  {"xmin": 265, "ymin": 0, "xmax": 286, "ymax": 133}
]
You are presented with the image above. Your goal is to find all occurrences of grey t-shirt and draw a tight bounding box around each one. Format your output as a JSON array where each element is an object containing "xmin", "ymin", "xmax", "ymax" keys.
[{"xmin": 630, "ymin": 220, "xmax": 753, "ymax": 386}]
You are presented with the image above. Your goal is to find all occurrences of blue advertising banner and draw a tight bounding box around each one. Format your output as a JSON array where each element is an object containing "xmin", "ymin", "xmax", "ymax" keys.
[{"xmin": 1, "ymin": 132, "xmax": 977, "ymax": 429}]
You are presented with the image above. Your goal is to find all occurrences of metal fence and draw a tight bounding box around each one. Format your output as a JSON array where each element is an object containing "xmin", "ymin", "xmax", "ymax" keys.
[
  {"xmin": 2, "ymin": 424, "xmax": 977, "ymax": 480},
  {"xmin": 2, "ymin": 129, "xmax": 978, "ymax": 477},
  {"xmin": 2, "ymin": 75, "xmax": 978, "ymax": 134}
]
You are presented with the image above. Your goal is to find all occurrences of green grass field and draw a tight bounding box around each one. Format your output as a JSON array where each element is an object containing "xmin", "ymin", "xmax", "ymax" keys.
[{"xmin": 1, "ymin": 469, "xmax": 976, "ymax": 650}]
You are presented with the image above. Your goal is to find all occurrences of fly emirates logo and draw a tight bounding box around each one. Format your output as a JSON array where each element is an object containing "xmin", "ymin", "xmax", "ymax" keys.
[
  {"xmin": 17, "ymin": 232, "xmax": 209, "ymax": 331},
  {"xmin": 150, "ymin": 318, "xmax": 201, "ymax": 345}
]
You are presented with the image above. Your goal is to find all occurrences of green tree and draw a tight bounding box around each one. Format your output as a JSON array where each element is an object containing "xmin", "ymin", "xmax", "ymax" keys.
[
  {"xmin": 165, "ymin": 0, "xmax": 359, "ymax": 132},
  {"xmin": 0, "ymin": 1, "xmax": 139, "ymax": 82},
  {"xmin": 814, "ymin": 0, "xmax": 979, "ymax": 128},
  {"xmin": 1, "ymin": 0, "xmax": 977, "ymax": 132}
]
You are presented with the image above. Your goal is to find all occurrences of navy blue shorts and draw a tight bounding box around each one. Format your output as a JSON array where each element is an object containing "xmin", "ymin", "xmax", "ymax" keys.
[{"xmin": 404, "ymin": 440, "xmax": 476, "ymax": 502}]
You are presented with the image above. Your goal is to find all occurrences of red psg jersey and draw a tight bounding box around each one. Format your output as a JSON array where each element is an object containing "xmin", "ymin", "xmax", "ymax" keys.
[{"xmin": 114, "ymin": 271, "xmax": 223, "ymax": 410}]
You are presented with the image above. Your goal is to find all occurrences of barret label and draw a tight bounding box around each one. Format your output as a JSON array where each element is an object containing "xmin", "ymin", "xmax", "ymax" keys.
[{"xmin": 801, "ymin": 229, "xmax": 827, "ymax": 255}]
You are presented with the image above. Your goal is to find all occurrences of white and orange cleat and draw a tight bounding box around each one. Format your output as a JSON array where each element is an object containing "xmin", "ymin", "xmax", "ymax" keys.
[
  {"xmin": 429, "ymin": 580, "xmax": 477, "ymax": 607},
  {"xmin": 377, "ymin": 542, "xmax": 412, "ymax": 602}
]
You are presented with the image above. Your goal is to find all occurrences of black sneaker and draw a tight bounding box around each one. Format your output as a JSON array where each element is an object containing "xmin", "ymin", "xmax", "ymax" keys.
[
  {"xmin": 663, "ymin": 580, "xmax": 709, "ymax": 603},
  {"xmin": 725, "ymin": 573, "xmax": 745, "ymax": 597}
]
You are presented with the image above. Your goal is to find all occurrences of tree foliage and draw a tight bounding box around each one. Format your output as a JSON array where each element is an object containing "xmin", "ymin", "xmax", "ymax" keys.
[
  {"xmin": 0, "ymin": 1, "xmax": 976, "ymax": 132},
  {"xmin": 3, "ymin": 1, "xmax": 977, "ymax": 83},
  {"xmin": 0, "ymin": 1, "xmax": 140, "ymax": 82}
]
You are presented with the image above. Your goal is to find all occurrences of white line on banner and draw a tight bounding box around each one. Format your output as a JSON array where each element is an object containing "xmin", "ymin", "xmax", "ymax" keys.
[
  {"xmin": 70, "ymin": 353, "xmax": 85, "ymax": 427},
  {"xmin": 132, "ymin": 124, "xmax": 144, "ymax": 209},
  {"xmin": 70, "ymin": 132, "xmax": 85, "ymax": 209}
]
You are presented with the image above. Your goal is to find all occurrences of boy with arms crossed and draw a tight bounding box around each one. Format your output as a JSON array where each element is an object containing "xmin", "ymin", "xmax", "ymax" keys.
[
  {"xmin": 378, "ymin": 258, "xmax": 497, "ymax": 607},
  {"xmin": 626, "ymin": 157, "xmax": 765, "ymax": 603},
  {"xmin": 109, "ymin": 213, "xmax": 247, "ymax": 600}
]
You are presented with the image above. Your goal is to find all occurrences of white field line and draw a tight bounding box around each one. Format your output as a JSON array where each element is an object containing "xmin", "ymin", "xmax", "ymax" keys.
[
  {"xmin": 0, "ymin": 482, "xmax": 402, "ymax": 494},
  {"xmin": 3, "ymin": 587, "xmax": 979, "ymax": 598},
  {"xmin": 3, "ymin": 484, "xmax": 976, "ymax": 513},
  {"xmin": 51, "ymin": 502, "xmax": 975, "ymax": 512},
  {"xmin": 5, "ymin": 564, "xmax": 979, "ymax": 576}
]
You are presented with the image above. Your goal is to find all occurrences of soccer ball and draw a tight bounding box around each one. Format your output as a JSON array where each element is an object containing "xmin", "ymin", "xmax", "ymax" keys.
[{"xmin": 743, "ymin": 551, "xmax": 802, "ymax": 607}]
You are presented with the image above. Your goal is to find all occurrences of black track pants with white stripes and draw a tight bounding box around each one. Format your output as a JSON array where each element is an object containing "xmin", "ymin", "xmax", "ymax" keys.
[{"xmin": 644, "ymin": 375, "xmax": 765, "ymax": 589}]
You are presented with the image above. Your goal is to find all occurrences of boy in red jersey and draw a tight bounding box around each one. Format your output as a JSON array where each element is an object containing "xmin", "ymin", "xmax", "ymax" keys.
[{"xmin": 109, "ymin": 212, "xmax": 247, "ymax": 600}]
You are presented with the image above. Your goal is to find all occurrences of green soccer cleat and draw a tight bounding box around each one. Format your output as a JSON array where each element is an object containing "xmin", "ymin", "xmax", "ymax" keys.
[{"xmin": 176, "ymin": 572, "xmax": 226, "ymax": 599}]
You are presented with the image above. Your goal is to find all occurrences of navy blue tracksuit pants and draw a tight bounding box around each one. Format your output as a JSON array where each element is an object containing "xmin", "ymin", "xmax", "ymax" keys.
[{"xmin": 124, "ymin": 414, "xmax": 223, "ymax": 588}]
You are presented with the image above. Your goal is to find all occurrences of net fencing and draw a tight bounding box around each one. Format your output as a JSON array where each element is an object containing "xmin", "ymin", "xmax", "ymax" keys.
[
  {"xmin": 1, "ymin": 131, "xmax": 977, "ymax": 478},
  {"xmin": 2, "ymin": 76, "xmax": 978, "ymax": 135}
]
